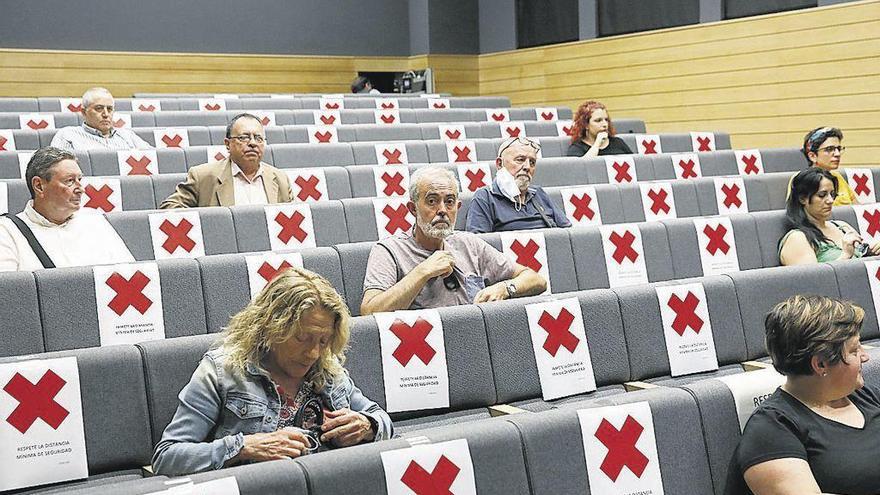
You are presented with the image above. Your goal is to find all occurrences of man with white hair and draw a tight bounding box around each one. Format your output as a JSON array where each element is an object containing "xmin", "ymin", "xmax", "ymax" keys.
[
  {"xmin": 360, "ymin": 166, "xmax": 547, "ymax": 315},
  {"xmin": 50, "ymin": 87, "xmax": 152, "ymax": 151}
]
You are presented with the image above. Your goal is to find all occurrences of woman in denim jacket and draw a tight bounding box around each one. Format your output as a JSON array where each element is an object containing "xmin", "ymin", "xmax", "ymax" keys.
[{"xmin": 152, "ymin": 267, "xmax": 393, "ymax": 475}]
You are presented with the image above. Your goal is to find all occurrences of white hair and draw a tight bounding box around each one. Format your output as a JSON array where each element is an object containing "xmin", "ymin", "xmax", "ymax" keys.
[
  {"xmin": 81, "ymin": 87, "xmax": 114, "ymax": 108},
  {"xmin": 408, "ymin": 166, "xmax": 458, "ymax": 202}
]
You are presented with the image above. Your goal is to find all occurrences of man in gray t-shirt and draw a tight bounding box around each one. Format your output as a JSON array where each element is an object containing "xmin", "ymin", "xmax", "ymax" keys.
[{"xmin": 361, "ymin": 166, "xmax": 547, "ymax": 315}]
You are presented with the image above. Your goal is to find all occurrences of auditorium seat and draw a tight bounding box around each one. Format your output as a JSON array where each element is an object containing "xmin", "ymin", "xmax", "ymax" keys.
[
  {"xmin": 751, "ymin": 210, "xmax": 789, "ymax": 268},
  {"xmin": 334, "ymin": 241, "xmax": 374, "ymax": 315},
  {"xmin": 479, "ymin": 227, "xmax": 579, "ymax": 294},
  {"xmin": 106, "ymin": 207, "xmax": 235, "ymax": 260},
  {"xmin": 663, "ymin": 214, "xmax": 763, "ymax": 279},
  {"xmin": 271, "ymin": 143, "xmax": 355, "ymax": 169},
  {"xmin": 828, "ymin": 258, "xmax": 880, "ymax": 342},
  {"xmin": 757, "ymin": 148, "xmax": 806, "ymax": 174},
  {"xmin": 88, "ymin": 148, "xmax": 187, "ymax": 176},
  {"xmin": 229, "ymin": 201, "xmax": 349, "ymax": 251},
  {"xmin": 545, "ymin": 183, "xmax": 626, "ymax": 225},
  {"xmin": 350, "ymin": 141, "xmax": 430, "ymax": 165},
  {"xmin": 0, "ymin": 271, "xmax": 44, "ymax": 357},
  {"xmin": 0, "ymin": 97, "xmax": 39, "ymax": 112}
]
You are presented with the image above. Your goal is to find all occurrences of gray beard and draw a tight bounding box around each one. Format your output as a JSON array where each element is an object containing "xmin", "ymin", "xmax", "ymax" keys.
[{"xmin": 418, "ymin": 218, "xmax": 454, "ymax": 239}]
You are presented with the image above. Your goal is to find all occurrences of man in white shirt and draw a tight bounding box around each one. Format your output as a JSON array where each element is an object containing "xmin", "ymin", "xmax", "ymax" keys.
[
  {"xmin": 159, "ymin": 113, "xmax": 292, "ymax": 208},
  {"xmin": 0, "ymin": 147, "xmax": 135, "ymax": 271},
  {"xmin": 50, "ymin": 87, "xmax": 152, "ymax": 151}
]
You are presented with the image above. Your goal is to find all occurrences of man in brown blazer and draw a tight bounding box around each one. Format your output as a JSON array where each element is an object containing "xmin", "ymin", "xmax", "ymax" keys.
[{"xmin": 160, "ymin": 113, "xmax": 292, "ymax": 208}]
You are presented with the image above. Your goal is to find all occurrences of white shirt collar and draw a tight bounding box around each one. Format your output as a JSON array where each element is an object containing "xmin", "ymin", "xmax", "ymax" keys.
[
  {"xmin": 23, "ymin": 200, "xmax": 75, "ymax": 227},
  {"xmin": 230, "ymin": 161, "xmax": 264, "ymax": 184}
]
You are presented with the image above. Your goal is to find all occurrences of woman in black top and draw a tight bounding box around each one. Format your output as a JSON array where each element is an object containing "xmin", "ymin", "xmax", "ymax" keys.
[
  {"xmin": 727, "ymin": 295, "xmax": 880, "ymax": 495},
  {"xmin": 566, "ymin": 100, "xmax": 633, "ymax": 157}
]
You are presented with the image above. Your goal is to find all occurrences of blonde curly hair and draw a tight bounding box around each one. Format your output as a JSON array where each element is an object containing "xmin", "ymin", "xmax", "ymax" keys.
[{"xmin": 218, "ymin": 266, "xmax": 350, "ymax": 391}]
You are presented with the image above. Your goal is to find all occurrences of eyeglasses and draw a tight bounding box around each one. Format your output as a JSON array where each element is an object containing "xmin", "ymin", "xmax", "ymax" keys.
[
  {"xmin": 818, "ymin": 145, "xmax": 845, "ymax": 154},
  {"xmin": 497, "ymin": 137, "xmax": 541, "ymax": 157},
  {"xmin": 228, "ymin": 134, "xmax": 266, "ymax": 144}
]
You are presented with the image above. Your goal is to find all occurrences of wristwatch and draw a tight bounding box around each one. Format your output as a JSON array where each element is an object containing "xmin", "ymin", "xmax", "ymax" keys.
[{"xmin": 505, "ymin": 282, "xmax": 517, "ymax": 299}]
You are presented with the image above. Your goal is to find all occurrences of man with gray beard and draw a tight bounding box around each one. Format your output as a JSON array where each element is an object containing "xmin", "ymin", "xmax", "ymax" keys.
[{"xmin": 361, "ymin": 166, "xmax": 547, "ymax": 315}]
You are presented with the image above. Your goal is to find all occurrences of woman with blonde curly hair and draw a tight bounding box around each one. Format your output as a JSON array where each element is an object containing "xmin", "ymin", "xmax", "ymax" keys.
[
  {"xmin": 566, "ymin": 100, "xmax": 633, "ymax": 158},
  {"xmin": 153, "ymin": 267, "xmax": 392, "ymax": 475}
]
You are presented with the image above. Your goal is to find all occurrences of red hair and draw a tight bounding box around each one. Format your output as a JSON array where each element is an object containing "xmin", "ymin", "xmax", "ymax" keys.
[{"xmin": 569, "ymin": 100, "xmax": 616, "ymax": 144}]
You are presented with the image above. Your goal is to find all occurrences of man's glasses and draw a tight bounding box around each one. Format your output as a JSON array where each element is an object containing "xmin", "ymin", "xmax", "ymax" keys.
[
  {"xmin": 228, "ymin": 134, "xmax": 266, "ymax": 144},
  {"xmin": 818, "ymin": 145, "xmax": 845, "ymax": 154},
  {"xmin": 497, "ymin": 137, "xmax": 541, "ymax": 157}
]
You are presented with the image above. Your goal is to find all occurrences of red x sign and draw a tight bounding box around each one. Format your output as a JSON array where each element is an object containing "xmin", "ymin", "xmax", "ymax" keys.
[
  {"xmin": 159, "ymin": 218, "xmax": 196, "ymax": 254},
  {"xmin": 852, "ymin": 174, "xmax": 872, "ymax": 196},
  {"xmin": 379, "ymin": 113, "xmax": 397, "ymax": 124},
  {"xmin": 695, "ymin": 136, "xmax": 712, "ymax": 152},
  {"xmin": 161, "ymin": 134, "xmax": 183, "ymax": 147},
  {"xmin": 569, "ymin": 193, "xmax": 595, "ymax": 221},
  {"xmin": 612, "ymin": 161, "xmax": 633, "ymax": 183},
  {"xmin": 324, "ymin": 102, "xmax": 340, "ymax": 110},
  {"xmin": 489, "ymin": 112, "xmax": 507, "ymax": 122},
  {"xmin": 463, "ymin": 168, "xmax": 487, "ymax": 191},
  {"xmin": 314, "ymin": 130, "xmax": 333, "ymax": 143},
  {"xmin": 740, "ymin": 154, "xmax": 760, "ymax": 175},
  {"xmin": 113, "ymin": 117, "xmax": 128, "ymax": 128},
  {"xmin": 863, "ymin": 209, "xmax": 880, "ymax": 236},
  {"xmin": 380, "ymin": 102, "xmax": 396, "ymax": 109},
  {"xmin": 4, "ymin": 370, "xmax": 69, "ymax": 434},
  {"xmin": 641, "ymin": 139, "xmax": 658, "ymax": 154},
  {"xmin": 646, "ymin": 188, "xmax": 670, "ymax": 215},
  {"xmin": 540, "ymin": 111, "xmax": 555, "ymax": 121},
  {"xmin": 721, "ymin": 183, "xmax": 742, "ymax": 208},
  {"xmin": 400, "ymin": 455, "xmax": 459, "ymax": 495},
  {"xmin": 390, "ymin": 317, "xmax": 436, "ymax": 366},
  {"xmin": 451, "ymin": 145, "xmax": 472, "ymax": 162},
  {"xmin": 595, "ymin": 415, "xmax": 649, "ymax": 481},
  {"xmin": 433, "ymin": 102, "xmax": 448, "ymax": 109},
  {"xmin": 275, "ymin": 211, "xmax": 308, "ymax": 244},
  {"xmin": 445, "ymin": 129, "xmax": 462, "ymax": 140},
  {"xmin": 667, "ymin": 291, "xmax": 704, "ymax": 335},
  {"xmin": 609, "ymin": 231, "xmax": 639, "ymax": 264},
  {"xmin": 0, "ymin": 135, "xmax": 8, "ymax": 151},
  {"xmin": 382, "ymin": 149, "xmax": 404, "ymax": 165},
  {"xmin": 137, "ymin": 104, "xmax": 156, "ymax": 112},
  {"xmin": 204, "ymin": 103, "xmax": 221, "ymax": 111},
  {"xmin": 83, "ymin": 184, "xmax": 115, "ymax": 212},
  {"xmin": 537, "ymin": 308, "xmax": 580, "ymax": 356},
  {"xmin": 504, "ymin": 126, "xmax": 521, "ymax": 138},
  {"xmin": 677, "ymin": 159, "xmax": 699, "ymax": 179},
  {"xmin": 510, "ymin": 239, "xmax": 543, "ymax": 272},
  {"xmin": 703, "ymin": 224, "xmax": 730, "ymax": 255},
  {"xmin": 125, "ymin": 155, "xmax": 153, "ymax": 175},
  {"xmin": 295, "ymin": 175, "xmax": 322, "ymax": 201},
  {"xmin": 26, "ymin": 119, "xmax": 49, "ymax": 130},
  {"xmin": 257, "ymin": 261, "xmax": 292, "ymax": 283},
  {"xmin": 319, "ymin": 114, "xmax": 336, "ymax": 125},
  {"xmin": 106, "ymin": 271, "xmax": 153, "ymax": 316},
  {"xmin": 381, "ymin": 172, "xmax": 406, "ymax": 196},
  {"xmin": 66, "ymin": 103, "xmax": 83, "ymax": 113},
  {"xmin": 382, "ymin": 204, "xmax": 412, "ymax": 234}
]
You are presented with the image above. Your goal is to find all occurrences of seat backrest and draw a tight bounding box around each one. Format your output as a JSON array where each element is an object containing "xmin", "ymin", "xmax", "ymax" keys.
[
  {"xmin": 752, "ymin": 210, "xmax": 789, "ymax": 268},
  {"xmin": 478, "ymin": 228, "xmax": 579, "ymax": 294},
  {"xmin": 0, "ymin": 271, "xmax": 44, "ymax": 357},
  {"xmin": 613, "ymin": 118, "xmax": 647, "ymax": 134},
  {"xmin": 106, "ymin": 207, "xmax": 236, "ymax": 260},
  {"xmin": 271, "ymin": 143, "xmax": 355, "ymax": 168},
  {"xmin": 230, "ymin": 201, "xmax": 348, "ymax": 252},
  {"xmin": 334, "ymin": 240, "xmax": 374, "ymax": 316},
  {"xmin": 760, "ymin": 148, "xmax": 806, "ymax": 173},
  {"xmin": 828, "ymin": 259, "xmax": 880, "ymax": 342},
  {"xmin": 544, "ymin": 183, "xmax": 626, "ymax": 225},
  {"xmin": 1, "ymin": 178, "xmax": 33, "ymax": 214}
]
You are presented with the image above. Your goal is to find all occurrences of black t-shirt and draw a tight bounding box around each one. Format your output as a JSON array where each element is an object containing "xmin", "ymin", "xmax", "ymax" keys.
[
  {"xmin": 727, "ymin": 385, "xmax": 880, "ymax": 495},
  {"xmin": 566, "ymin": 136, "xmax": 633, "ymax": 157}
]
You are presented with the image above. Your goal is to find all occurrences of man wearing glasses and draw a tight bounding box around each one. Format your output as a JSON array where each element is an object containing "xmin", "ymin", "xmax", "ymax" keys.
[
  {"xmin": 160, "ymin": 113, "xmax": 292, "ymax": 208},
  {"xmin": 50, "ymin": 87, "xmax": 152, "ymax": 151},
  {"xmin": 360, "ymin": 166, "xmax": 547, "ymax": 315},
  {"xmin": 466, "ymin": 137, "xmax": 570, "ymax": 233}
]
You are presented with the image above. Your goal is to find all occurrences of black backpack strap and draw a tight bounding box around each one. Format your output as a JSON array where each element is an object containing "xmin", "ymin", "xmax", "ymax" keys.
[
  {"xmin": 2, "ymin": 214, "xmax": 55, "ymax": 269},
  {"xmin": 376, "ymin": 241, "xmax": 402, "ymax": 281}
]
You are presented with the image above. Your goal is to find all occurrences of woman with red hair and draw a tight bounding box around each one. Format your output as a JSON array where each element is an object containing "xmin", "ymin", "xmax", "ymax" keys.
[{"xmin": 566, "ymin": 100, "xmax": 632, "ymax": 158}]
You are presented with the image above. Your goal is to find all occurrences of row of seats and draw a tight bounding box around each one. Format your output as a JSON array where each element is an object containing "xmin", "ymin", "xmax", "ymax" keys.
[
  {"xmin": 5, "ymin": 202, "xmax": 877, "ymax": 358},
  {"xmin": 2, "ymin": 106, "xmax": 572, "ymax": 131},
  {"xmin": 5, "ymin": 259, "xmax": 879, "ymax": 493},
  {"xmin": 0, "ymin": 95, "xmax": 508, "ymax": 113}
]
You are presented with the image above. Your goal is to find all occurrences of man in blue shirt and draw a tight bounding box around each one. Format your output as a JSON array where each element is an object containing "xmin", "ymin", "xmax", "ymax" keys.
[{"xmin": 466, "ymin": 137, "xmax": 571, "ymax": 233}]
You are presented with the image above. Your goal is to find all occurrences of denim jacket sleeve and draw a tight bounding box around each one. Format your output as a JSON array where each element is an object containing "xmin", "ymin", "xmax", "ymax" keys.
[
  {"xmin": 327, "ymin": 370, "xmax": 394, "ymax": 441},
  {"xmin": 151, "ymin": 354, "xmax": 244, "ymax": 476}
]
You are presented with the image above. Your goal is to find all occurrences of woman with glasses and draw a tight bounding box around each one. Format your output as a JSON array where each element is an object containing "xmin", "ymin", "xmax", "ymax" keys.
[
  {"xmin": 778, "ymin": 168, "xmax": 878, "ymax": 265},
  {"xmin": 796, "ymin": 126, "xmax": 858, "ymax": 206},
  {"xmin": 152, "ymin": 267, "xmax": 392, "ymax": 475},
  {"xmin": 566, "ymin": 100, "xmax": 633, "ymax": 158}
]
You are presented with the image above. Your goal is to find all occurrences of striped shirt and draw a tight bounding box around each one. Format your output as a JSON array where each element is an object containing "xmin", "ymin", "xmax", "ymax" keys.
[{"xmin": 50, "ymin": 123, "xmax": 152, "ymax": 151}]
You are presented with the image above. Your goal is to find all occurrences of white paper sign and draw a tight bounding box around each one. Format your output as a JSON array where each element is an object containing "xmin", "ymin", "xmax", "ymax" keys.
[
  {"xmin": 0, "ymin": 357, "xmax": 87, "ymax": 492},
  {"xmin": 376, "ymin": 98, "xmax": 399, "ymax": 110},
  {"xmin": 525, "ymin": 297, "xmax": 597, "ymax": 400},
  {"xmin": 93, "ymin": 262, "xmax": 166, "ymax": 346},
  {"xmin": 373, "ymin": 165, "xmax": 410, "ymax": 198},
  {"xmin": 375, "ymin": 109, "xmax": 400, "ymax": 125},
  {"xmin": 428, "ymin": 98, "xmax": 450, "ymax": 109},
  {"xmin": 717, "ymin": 368, "xmax": 785, "ymax": 432},
  {"xmin": 604, "ymin": 155, "xmax": 637, "ymax": 184},
  {"xmin": 59, "ymin": 98, "xmax": 83, "ymax": 113},
  {"xmin": 131, "ymin": 99, "xmax": 161, "ymax": 112},
  {"xmin": 112, "ymin": 113, "xmax": 132, "ymax": 129},
  {"xmin": 690, "ymin": 132, "xmax": 716, "ymax": 152},
  {"xmin": 535, "ymin": 107, "xmax": 558, "ymax": 121},
  {"xmin": 671, "ymin": 153, "xmax": 702, "ymax": 180},
  {"xmin": 0, "ymin": 182, "xmax": 7, "ymax": 215},
  {"xmin": 213, "ymin": 93, "xmax": 239, "ymax": 99},
  {"xmin": 560, "ymin": 186, "xmax": 602, "ymax": 226},
  {"xmin": 0, "ymin": 129, "xmax": 16, "ymax": 152},
  {"xmin": 846, "ymin": 168, "xmax": 876, "ymax": 204},
  {"xmin": 18, "ymin": 114, "xmax": 55, "ymax": 131},
  {"xmin": 438, "ymin": 124, "xmax": 466, "ymax": 141},
  {"xmin": 500, "ymin": 121, "xmax": 527, "ymax": 139},
  {"xmin": 639, "ymin": 182, "xmax": 676, "ymax": 221},
  {"xmin": 375, "ymin": 143, "xmax": 409, "ymax": 166},
  {"xmin": 307, "ymin": 125, "xmax": 338, "ymax": 144},
  {"xmin": 250, "ymin": 110, "xmax": 276, "ymax": 128},
  {"xmin": 148, "ymin": 211, "xmax": 205, "ymax": 259},
  {"xmin": 578, "ymin": 402, "xmax": 664, "ymax": 495},
  {"xmin": 635, "ymin": 134, "xmax": 662, "ymax": 155},
  {"xmin": 375, "ymin": 309, "xmax": 450, "ymax": 412},
  {"xmin": 285, "ymin": 168, "xmax": 330, "ymax": 203},
  {"xmin": 556, "ymin": 120, "xmax": 573, "ymax": 137},
  {"xmin": 80, "ymin": 177, "xmax": 122, "ymax": 213},
  {"xmin": 313, "ymin": 110, "xmax": 341, "ymax": 126},
  {"xmin": 446, "ymin": 140, "xmax": 476, "ymax": 163},
  {"xmin": 600, "ymin": 224, "xmax": 649, "ymax": 287},
  {"xmin": 735, "ymin": 149, "xmax": 764, "ymax": 175},
  {"xmin": 854, "ymin": 204, "xmax": 880, "ymax": 245},
  {"xmin": 117, "ymin": 149, "xmax": 159, "ymax": 176},
  {"xmin": 264, "ymin": 203, "xmax": 317, "ymax": 250},
  {"xmin": 18, "ymin": 152, "xmax": 34, "ymax": 179},
  {"xmin": 485, "ymin": 108, "xmax": 510, "ymax": 122},
  {"xmin": 319, "ymin": 97, "xmax": 344, "ymax": 110},
  {"xmin": 198, "ymin": 98, "xmax": 226, "ymax": 112},
  {"xmin": 694, "ymin": 216, "xmax": 740, "ymax": 276},
  {"xmin": 153, "ymin": 128, "xmax": 189, "ymax": 149},
  {"xmin": 500, "ymin": 232, "xmax": 551, "ymax": 294},
  {"xmin": 381, "ymin": 439, "xmax": 476, "ymax": 495},
  {"xmin": 714, "ymin": 176, "xmax": 749, "ymax": 215},
  {"xmin": 245, "ymin": 251, "xmax": 304, "ymax": 299},
  {"xmin": 456, "ymin": 162, "xmax": 492, "ymax": 193},
  {"xmin": 373, "ymin": 197, "xmax": 414, "ymax": 239},
  {"xmin": 656, "ymin": 283, "xmax": 719, "ymax": 376},
  {"xmin": 205, "ymin": 145, "xmax": 229, "ymax": 164}
]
